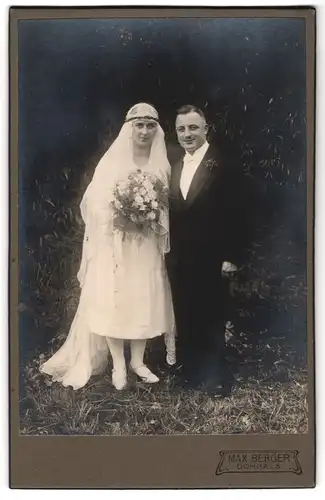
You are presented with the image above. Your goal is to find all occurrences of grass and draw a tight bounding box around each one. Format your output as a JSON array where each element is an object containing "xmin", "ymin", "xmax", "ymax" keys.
[
  {"xmin": 20, "ymin": 336, "xmax": 308, "ymax": 436},
  {"xmin": 20, "ymin": 202, "xmax": 308, "ymax": 436}
]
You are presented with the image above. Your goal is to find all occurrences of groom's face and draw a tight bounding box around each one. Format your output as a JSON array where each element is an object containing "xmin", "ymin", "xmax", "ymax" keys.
[{"xmin": 175, "ymin": 112, "xmax": 207, "ymax": 154}]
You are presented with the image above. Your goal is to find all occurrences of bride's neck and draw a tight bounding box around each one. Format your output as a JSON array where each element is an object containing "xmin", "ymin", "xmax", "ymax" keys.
[{"xmin": 133, "ymin": 145, "xmax": 150, "ymax": 167}]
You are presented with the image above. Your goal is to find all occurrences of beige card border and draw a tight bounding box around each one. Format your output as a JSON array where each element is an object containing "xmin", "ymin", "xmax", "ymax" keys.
[{"xmin": 9, "ymin": 7, "xmax": 316, "ymax": 489}]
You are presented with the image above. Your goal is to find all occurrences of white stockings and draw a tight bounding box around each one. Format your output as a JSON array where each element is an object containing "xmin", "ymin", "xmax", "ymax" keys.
[{"xmin": 106, "ymin": 338, "xmax": 159, "ymax": 390}]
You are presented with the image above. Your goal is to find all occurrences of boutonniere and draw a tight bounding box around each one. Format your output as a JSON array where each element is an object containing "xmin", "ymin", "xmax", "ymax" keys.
[{"xmin": 204, "ymin": 159, "xmax": 218, "ymax": 171}]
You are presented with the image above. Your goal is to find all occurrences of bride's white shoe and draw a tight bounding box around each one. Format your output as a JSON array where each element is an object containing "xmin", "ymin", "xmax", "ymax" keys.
[
  {"xmin": 112, "ymin": 368, "xmax": 127, "ymax": 390},
  {"xmin": 130, "ymin": 364, "xmax": 159, "ymax": 383}
]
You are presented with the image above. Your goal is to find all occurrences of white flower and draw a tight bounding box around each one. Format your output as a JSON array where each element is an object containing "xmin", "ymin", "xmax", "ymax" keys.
[
  {"xmin": 151, "ymin": 200, "xmax": 158, "ymax": 209},
  {"xmin": 139, "ymin": 205, "xmax": 146, "ymax": 211},
  {"xmin": 143, "ymin": 180, "xmax": 153, "ymax": 190},
  {"xmin": 134, "ymin": 195, "xmax": 144, "ymax": 205},
  {"xmin": 147, "ymin": 211, "xmax": 156, "ymax": 220},
  {"xmin": 144, "ymin": 195, "xmax": 150, "ymax": 203},
  {"xmin": 140, "ymin": 187, "xmax": 147, "ymax": 196},
  {"xmin": 148, "ymin": 190, "xmax": 157, "ymax": 199},
  {"xmin": 130, "ymin": 214, "xmax": 137, "ymax": 222}
]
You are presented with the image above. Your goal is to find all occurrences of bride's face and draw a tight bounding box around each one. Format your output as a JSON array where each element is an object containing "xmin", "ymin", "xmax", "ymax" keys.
[{"xmin": 132, "ymin": 119, "xmax": 158, "ymax": 148}]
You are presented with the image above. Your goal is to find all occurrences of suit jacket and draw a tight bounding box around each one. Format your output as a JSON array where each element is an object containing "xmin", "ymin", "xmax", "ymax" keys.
[{"xmin": 167, "ymin": 143, "xmax": 250, "ymax": 272}]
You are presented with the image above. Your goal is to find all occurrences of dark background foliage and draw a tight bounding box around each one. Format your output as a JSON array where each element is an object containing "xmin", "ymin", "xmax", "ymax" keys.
[{"xmin": 18, "ymin": 18, "xmax": 307, "ymax": 371}]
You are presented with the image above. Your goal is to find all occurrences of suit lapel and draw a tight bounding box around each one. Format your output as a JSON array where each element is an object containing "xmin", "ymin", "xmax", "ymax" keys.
[
  {"xmin": 170, "ymin": 158, "xmax": 184, "ymax": 202},
  {"xmin": 185, "ymin": 146, "xmax": 218, "ymax": 208}
]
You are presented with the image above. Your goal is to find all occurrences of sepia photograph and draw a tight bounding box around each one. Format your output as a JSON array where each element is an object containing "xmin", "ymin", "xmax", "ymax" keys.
[{"xmin": 13, "ymin": 8, "xmax": 313, "ymax": 445}]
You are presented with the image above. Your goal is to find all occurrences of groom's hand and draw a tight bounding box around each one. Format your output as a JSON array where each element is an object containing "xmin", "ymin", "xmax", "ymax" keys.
[{"xmin": 221, "ymin": 261, "xmax": 238, "ymax": 277}]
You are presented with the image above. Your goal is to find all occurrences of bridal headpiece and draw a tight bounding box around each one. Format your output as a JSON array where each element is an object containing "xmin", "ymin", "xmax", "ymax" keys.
[{"xmin": 125, "ymin": 103, "xmax": 159, "ymax": 123}]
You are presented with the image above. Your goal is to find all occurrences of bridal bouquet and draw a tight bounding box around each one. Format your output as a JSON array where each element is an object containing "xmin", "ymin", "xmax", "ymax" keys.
[{"xmin": 111, "ymin": 169, "xmax": 169, "ymax": 238}]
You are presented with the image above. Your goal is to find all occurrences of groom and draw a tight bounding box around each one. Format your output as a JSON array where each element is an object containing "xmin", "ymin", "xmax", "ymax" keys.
[{"xmin": 166, "ymin": 104, "xmax": 248, "ymax": 395}]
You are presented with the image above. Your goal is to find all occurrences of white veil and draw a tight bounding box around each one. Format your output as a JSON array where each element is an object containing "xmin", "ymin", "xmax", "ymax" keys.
[
  {"xmin": 77, "ymin": 103, "xmax": 171, "ymax": 286},
  {"xmin": 40, "ymin": 104, "xmax": 175, "ymax": 390}
]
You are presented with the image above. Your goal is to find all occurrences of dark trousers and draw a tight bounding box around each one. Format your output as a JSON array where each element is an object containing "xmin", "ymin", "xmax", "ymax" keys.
[{"xmin": 167, "ymin": 257, "xmax": 230, "ymax": 388}]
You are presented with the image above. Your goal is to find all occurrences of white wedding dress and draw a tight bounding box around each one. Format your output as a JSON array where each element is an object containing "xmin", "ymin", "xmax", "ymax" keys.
[
  {"xmin": 79, "ymin": 179, "xmax": 175, "ymax": 341},
  {"xmin": 40, "ymin": 109, "xmax": 176, "ymax": 390}
]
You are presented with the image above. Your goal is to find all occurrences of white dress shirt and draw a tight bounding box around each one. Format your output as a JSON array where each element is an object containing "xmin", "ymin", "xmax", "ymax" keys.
[{"xmin": 180, "ymin": 141, "xmax": 210, "ymax": 199}]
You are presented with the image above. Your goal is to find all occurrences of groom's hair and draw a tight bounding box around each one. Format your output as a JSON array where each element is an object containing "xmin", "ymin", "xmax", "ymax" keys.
[{"xmin": 176, "ymin": 104, "xmax": 206, "ymax": 121}]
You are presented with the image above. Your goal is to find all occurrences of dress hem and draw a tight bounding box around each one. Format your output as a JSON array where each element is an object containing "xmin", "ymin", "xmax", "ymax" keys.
[{"xmin": 92, "ymin": 330, "xmax": 165, "ymax": 340}]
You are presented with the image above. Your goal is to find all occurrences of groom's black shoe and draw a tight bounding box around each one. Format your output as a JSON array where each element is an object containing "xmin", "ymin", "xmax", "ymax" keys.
[
  {"xmin": 207, "ymin": 384, "xmax": 232, "ymax": 398},
  {"xmin": 202, "ymin": 376, "xmax": 233, "ymax": 398},
  {"xmin": 162, "ymin": 361, "xmax": 183, "ymax": 378},
  {"xmin": 173, "ymin": 369, "xmax": 201, "ymax": 391}
]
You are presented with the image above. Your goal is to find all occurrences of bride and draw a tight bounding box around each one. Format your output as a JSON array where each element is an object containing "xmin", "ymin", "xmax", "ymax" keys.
[{"xmin": 40, "ymin": 103, "xmax": 176, "ymax": 390}]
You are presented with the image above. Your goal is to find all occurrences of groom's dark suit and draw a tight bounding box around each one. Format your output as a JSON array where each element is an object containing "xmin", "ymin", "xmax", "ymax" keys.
[{"xmin": 166, "ymin": 142, "xmax": 248, "ymax": 390}]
